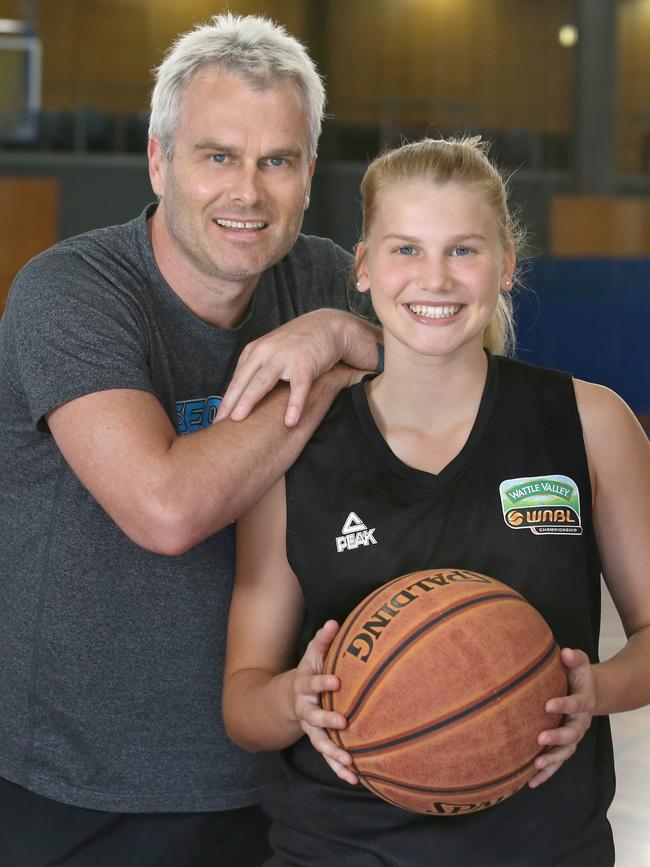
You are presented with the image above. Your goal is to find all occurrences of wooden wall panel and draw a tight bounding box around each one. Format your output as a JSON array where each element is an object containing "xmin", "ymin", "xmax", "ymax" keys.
[
  {"xmin": 0, "ymin": 178, "xmax": 59, "ymax": 313},
  {"xmin": 36, "ymin": 0, "xmax": 307, "ymax": 113},
  {"xmin": 325, "ymin": 0, "xmax": 574, "ymax": 134},
  {"xmin": 550, "ymin": 194, "xmax": 650, "ymax": 257}
]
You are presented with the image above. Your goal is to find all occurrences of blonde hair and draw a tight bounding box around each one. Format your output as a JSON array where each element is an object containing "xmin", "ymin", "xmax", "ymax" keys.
[{"xmin": 359, "ymin": 136, "xmax": 525, "ymax": 356}]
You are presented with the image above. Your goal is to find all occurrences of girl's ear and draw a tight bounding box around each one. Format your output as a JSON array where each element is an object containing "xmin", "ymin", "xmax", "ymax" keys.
[
  {"xmin": 354, "ymin": 242, "xmax": 370, "ymax": 293},
  {"xmin": 501, "ymin": 243, "xmax": 516, "ymax": 291}
]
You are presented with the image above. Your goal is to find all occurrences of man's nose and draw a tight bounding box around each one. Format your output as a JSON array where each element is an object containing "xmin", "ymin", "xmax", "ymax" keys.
[{"xmin": 226, "ymin": 163, "xmax": 264, "ymax": 206}]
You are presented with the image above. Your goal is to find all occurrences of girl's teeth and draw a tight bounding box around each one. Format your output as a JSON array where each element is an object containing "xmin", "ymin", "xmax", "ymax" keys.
[{"xmin": 408, "ymin": 304, "xmax": 461, "ymax": 319}]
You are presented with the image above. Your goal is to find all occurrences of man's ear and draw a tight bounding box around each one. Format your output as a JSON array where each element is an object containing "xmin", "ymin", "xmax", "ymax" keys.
[
  {"xmin": 148, "ymin": 138, "xmax": 167, "ymax": 198},
  {"xmin": 354, "ymin": 242, "xmax": 370, "ymax": 292}
]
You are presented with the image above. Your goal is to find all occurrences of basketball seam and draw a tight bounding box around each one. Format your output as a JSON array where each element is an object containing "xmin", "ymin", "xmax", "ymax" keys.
[
  {"xmin": 323, "ymin": 570, "xmax": 498, "ymax": 743},
  {"xmin": 360, "ymin": 755, "xmax": 538, "ymax": 795},
  {"xmin": 323, "ymin": 569, "xmax": 495, "ymax": 680},
  {"xmin": 346, "ymin": 592, "xmax": 527, "ymax": 722},
  {"xmin": 348, "ymin": 638, "xmax": 559, "ymax": 756}
]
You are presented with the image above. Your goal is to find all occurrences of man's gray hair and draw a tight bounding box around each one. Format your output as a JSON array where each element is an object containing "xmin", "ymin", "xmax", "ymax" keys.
[{"xmin": 149, "ymin": 13, "xmax": 325, "ymax": 161}]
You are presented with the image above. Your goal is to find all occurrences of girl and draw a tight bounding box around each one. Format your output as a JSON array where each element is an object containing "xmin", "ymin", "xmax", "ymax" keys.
[{"xmin": 223, "ymin": 137, "xmax": 650, "ymax": 866}]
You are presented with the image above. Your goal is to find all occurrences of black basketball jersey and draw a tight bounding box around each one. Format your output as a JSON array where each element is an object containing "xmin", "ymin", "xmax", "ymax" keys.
[{"xmin": 264, "ymin": 353, "xmax": 615, "ymax": 867}]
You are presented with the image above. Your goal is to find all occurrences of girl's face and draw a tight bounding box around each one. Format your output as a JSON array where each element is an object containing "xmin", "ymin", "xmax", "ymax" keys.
[{"xmin": 355, "ymin": 178, "xmax": 515, "ymax": 361}]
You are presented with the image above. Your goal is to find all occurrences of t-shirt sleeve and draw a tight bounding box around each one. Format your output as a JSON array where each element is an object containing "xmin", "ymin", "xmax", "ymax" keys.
[
  {"xmin": 290, "ymin": 235, "xmax": 377, "ymax": 323},
  {"xmin": 5, "ymin": 247, "xmax": 154, "ymax": 429}
]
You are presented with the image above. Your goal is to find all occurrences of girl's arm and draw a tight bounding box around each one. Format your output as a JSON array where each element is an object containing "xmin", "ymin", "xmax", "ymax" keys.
[
  {"xmin": 222, "ymin": 477, "xmax": 357, "ymax": 784},
  {"xmin": 530, "ymin": 380, "xmax": 650, "ymax": 787}
]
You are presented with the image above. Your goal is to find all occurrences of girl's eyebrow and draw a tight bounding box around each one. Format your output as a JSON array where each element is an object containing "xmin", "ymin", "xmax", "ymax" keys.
[
  {"xmin": 381, "ymin": 233, "xmax": 420, "ymax": 243},
  {"xmin": 381, "ymin": 232, "xmax": 487, "ymax": 243}
]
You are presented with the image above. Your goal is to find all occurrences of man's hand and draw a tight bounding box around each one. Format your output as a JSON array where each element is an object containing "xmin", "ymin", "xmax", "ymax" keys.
[{"xmin": 217, "ymin": 309, "xmax": 380, "ymax": 426}]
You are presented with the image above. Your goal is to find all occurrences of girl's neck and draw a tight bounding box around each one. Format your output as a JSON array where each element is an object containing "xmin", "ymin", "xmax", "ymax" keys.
[
  {"xmin": 368, "ymin": 341, "xmax": 488, "ymax": 429},
  {"xmin": 365, "ymin": 341, "xmax": 490, "ymax": 475}
]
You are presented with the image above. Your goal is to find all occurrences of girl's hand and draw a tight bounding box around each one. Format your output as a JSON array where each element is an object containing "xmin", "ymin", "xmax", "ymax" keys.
[
  {"xmin": 528, "ymin": 647, "xmax": 596, "ymax": 788},
  {"xmin": 292, "ymin": 620, "xmax": 358, "ymax": 785}
]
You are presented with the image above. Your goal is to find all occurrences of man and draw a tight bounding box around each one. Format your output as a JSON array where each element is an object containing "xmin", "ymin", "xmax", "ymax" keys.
[{"xmin": 0, "ymin": 14, "xmax": 377, "ymax": 866}]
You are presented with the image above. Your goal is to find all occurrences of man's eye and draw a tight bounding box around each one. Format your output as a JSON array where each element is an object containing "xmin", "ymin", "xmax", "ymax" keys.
[
  {"xmin": 210, "ymin": 154, "xmax": 229, "ymax": 164},
  {"xmin": 397, "ymin": 246, "xmax": 415, "ymax": 256},
  {"xmin": 266, "ymin": 156, "xmax": 287, "ymax": 167}
]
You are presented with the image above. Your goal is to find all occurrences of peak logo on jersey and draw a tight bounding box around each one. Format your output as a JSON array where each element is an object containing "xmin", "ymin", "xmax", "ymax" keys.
[
  {"xmin": 335, "ymin": 512, "xmax": 378, "ymax": 553},
  {"xmin": 499, "ymin": 474, "xmax": 583, "ymax": 535},
  {"xmin": 176, "ymin": 395, "xmax": 222, "ymax": 434}
]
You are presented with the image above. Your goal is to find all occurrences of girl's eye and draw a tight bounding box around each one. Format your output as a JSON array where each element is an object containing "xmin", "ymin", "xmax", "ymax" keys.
[
  {"xmin": 451, "ymin": 245, "xmax": 472, "ymax": 257},
  {"xmin": 397, "ymin": 246, "xmax": 416, "ymax": 256}
]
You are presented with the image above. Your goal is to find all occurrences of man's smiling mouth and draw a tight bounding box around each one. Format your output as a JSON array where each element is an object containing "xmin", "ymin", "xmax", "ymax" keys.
[{"xmin": 215, "ymin": 218, "xmax": 268, "ymax": 230}]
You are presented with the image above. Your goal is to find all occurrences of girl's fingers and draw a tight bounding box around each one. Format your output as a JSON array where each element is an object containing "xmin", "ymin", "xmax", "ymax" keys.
[
  {"xmin": 312, "ymin": 736, "xmax": 352, "ymax": 766},
  {"xmin": 535, "ymin": 742, "xmax": 577, "ymax": 770},
  {"xmin": 306, "ymin": 725, "xmax": 352, "ymax": 764},
  {"xmin": 305, "ymin": 673, "xmax": 340, "ymax": 695},
  {"xmin": 323, "ymin": 754, "xmax": 359, "ymax": 786},
  {"xmin": 300, "ymin": 705, "xmax": 347, "ymax": 731},
  {"xmin": 308, "ymin": 620, "xmax": 340, "ymax": 656},
  {"xmin": 538, "ymin": 719, "xmax": 586, "ymax": 749},
  {"xmin": 528, "ymin": 762, "xmax": 559, "ymax": 789}
]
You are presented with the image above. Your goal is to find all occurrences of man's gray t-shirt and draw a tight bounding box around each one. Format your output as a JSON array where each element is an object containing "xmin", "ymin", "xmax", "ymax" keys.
[{"xmin": 0, "ymin": 204, "xmax": 372, "ymax": 812}]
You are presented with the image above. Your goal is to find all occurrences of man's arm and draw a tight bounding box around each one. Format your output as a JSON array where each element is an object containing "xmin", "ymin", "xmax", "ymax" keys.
[{"xmin": 47, "ymin": 365, "xmax": 356, "ymax": 557}]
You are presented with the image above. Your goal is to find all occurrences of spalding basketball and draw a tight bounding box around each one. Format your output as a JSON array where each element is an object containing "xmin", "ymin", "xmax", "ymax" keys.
[{"xmin": 322, "ymin": 568, "xmax": 567, "ymax": 816}]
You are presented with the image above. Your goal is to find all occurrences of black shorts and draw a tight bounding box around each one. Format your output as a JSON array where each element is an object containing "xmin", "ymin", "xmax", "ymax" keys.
[{"xmin": 0, "ymin": 776, "xmax": 271, "ymax": 867}]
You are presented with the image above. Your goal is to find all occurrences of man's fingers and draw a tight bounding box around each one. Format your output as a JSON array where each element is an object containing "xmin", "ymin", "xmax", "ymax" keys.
[
  {"xmin": 216, "ymin": 360, "xmax": 262, "ymax": 420},
  {"xmin": 228, "ymin": 366, "xmax": 286, "ymax": 421},
  {"xmin": 284, "ymin": 370, "xmax": 313, "ymax": 427},
  {"xmin": 218, "ymin": 356, "xmax": 317, "ymax": 425}
]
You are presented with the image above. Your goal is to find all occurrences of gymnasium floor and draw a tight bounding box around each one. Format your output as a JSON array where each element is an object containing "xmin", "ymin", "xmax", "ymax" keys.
[{"xmin": 600, "ymin": 581, "xmax": 650, "ymax": 867}]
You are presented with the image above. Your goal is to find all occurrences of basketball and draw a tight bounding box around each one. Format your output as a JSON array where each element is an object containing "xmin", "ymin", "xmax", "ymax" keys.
[{"xmin": 322, "ymin": 568, "xmax": 568, "ymax": 816}]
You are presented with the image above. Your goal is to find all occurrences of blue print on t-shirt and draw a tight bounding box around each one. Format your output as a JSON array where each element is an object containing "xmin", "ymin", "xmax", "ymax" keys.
[{"xmin": 176, "ymin": 395, "xmax": 222, "ymax": 434}]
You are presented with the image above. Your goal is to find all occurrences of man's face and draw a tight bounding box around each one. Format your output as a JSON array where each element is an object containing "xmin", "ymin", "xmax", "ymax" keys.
[{"xmin": 149, "ymin": 67, "xmax": 315, "ymax": 291}]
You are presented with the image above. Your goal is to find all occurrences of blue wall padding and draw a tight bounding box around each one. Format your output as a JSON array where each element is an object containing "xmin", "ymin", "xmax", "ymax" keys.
[{"xmin": 514, "ymin": 258, "xmax": 650, "ymax": 414}]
